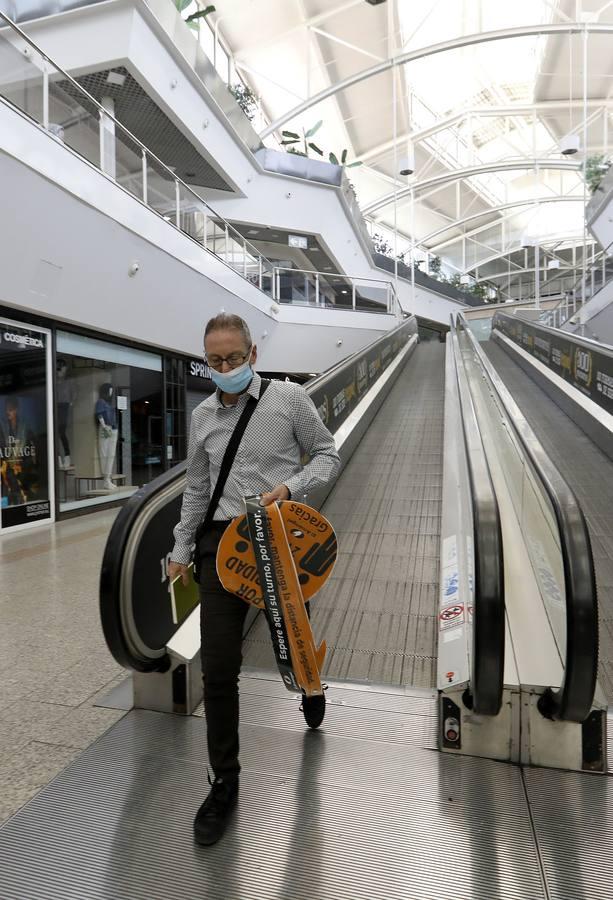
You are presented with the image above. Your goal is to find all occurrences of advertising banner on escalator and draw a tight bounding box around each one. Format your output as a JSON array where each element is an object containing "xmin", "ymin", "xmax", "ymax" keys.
[
  {"xmin": 0, "ymin": 320, "xmax": 54, "ymax": 530},
  {"xmin": 493, "ymin": 312, "xmax": 613, "ymax": 417}
]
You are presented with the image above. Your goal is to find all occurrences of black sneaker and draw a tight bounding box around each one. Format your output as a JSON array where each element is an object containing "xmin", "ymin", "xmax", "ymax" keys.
[
  {"xmin": 193, "ymin": 774, "xmax": 239, "ymax": 846},
  {"xmin": 300, "ymin": 690, "xmax": 326, "ymax": 729}
]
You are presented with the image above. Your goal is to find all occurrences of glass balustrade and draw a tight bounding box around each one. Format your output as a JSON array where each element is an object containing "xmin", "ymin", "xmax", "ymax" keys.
[{"xmin": 0, "ymin": 11, "xmax": 400, "ymax": 318}]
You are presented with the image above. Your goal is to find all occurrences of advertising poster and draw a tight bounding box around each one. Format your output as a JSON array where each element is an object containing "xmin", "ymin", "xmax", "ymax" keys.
[
  {"xmin": 0, "ymin": 321, "xmax": 52, "ymax": 529},
  {"xmin": 493, "ymin": 312, "xmax": 613, "ymax": 417}
]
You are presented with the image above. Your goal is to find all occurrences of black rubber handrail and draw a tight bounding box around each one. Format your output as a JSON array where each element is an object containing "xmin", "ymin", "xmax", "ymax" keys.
[
  {"xmin": 99, "ymin": 461, "xmax": 187, "ymax": 672},
  {"xmin": 100, "ymin": 317, "xmax": 418, "ymax": 671},
  {"xmin": 450, "ymin": 319, "xmax": 505, "ymax": 716},
  {"xmin": 460, "ymin": 317, "xmax": 598, "ymax": 722}
]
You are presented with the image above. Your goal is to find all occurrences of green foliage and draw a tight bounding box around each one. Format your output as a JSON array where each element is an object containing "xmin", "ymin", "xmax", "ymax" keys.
[
  {"xmin": 280, "ymin": 121, "xmax": 362, "ymax": 168},
  {"xmin": 586, "ymin": 154, "xmax": 611, "ymax": 194},
  {"xmin": 372, "ymin": 232, "xmax": 395, "ymax": 258},
  {"xmin": 229, "ymin": 83, "xmax": 258, "ymax": 122},
  {"xmin": 176, "ymin": 2, "xmax": 215, "ymax": 32},
  {"xmin": 329, "ymin": 149, "xmax": 362, "ymax": 168},
  {"xmin": 429, "ymin": 255, "xmax": 442, "ymax": 277}
]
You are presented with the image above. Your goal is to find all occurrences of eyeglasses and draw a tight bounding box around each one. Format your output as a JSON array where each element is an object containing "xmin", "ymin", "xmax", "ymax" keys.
[{"xmin": 205, "ymin": 346, "xmax": 252, "ymax": 371}]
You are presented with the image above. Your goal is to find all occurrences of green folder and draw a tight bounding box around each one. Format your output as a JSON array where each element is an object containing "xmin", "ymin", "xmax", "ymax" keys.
[{"xmin": 170, "ymin": 563, "xmax": 200, "ymax": 626}]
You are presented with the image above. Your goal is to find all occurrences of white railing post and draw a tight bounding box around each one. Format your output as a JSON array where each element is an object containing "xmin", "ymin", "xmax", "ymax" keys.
[
  {"xmin": 141, "ymin": 149, "xmax": 148, "ymax": 205},
  {"xmin": 352, "ymin": 283, "xmax": 356, "ymax": 310},
  {"xmin": 315, "ymin": 273, "xmax": 320, "ymax": 306},
  {"xmin": 259, "ymin": 256, "xmax": 263, "ymax": 291},
  {"xmin": 98, "ymin": 109, "xmax": 104, "ymax": 171},
  {"xmin": 272, "ymin": 268, "xmax": 278, "ymax": 301},
  {"xmin": 203, "ymin": 214, "xmax": 208, "ymax": 249},
  {"xmin": 225, "ymin": 225, "xmax": 229, "ymax": 263},
  {"xmin": 42, "ymin": 66, "xmax": 49, "ymax": 130},
  {"xmin": 243, "ymin": 241, "xmax": 247, "ymax": 278},
  {"xmin": 175, "ymin": 180, "xmax": 181, "ymax": 228}
]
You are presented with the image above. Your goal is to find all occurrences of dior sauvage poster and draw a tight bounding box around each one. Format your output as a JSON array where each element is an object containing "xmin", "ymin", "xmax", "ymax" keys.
[{"xmin": 0, "ymin": 322, "xmax": 52, "ymax": 529}]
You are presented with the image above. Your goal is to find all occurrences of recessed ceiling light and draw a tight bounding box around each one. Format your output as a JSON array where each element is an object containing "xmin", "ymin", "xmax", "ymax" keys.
[
  {"xmin": 247, "ymin": 229, "xmax": 259, "ymax": 235},
  {"xmin": 106, "ymin": 71, "xmax": 126, "ymax": 87},
  {"xmin": 186, "ymin": 171, "xmax": 196, "ymax": 178},
  {"xmin": 341, "ymin": 289, "xmax": 348, "ymax": 294}
]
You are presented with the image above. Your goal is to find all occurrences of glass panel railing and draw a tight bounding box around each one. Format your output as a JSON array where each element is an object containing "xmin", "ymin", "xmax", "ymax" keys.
[
  {"xmin": 0, "ymin": 27, "xmax": 46, "ymax": 126},
  {"xmin": 0, "ymin": 11, "xmax": 275, "ymax": 298},
  {"xmin": 272, "ymin": 267, "xmax": 397, "ymax": 315},
  {"xmin": 0, "ymin": 11, "xmax": 402, "ymax": 315}
]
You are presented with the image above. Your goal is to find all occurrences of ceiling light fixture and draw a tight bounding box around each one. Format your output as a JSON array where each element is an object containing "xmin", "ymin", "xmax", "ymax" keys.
[{"xmin": 106, "ymin": 71, "xmax": 126, "ymax": 87}]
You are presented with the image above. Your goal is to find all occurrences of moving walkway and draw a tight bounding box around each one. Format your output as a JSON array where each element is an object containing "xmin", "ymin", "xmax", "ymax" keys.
[{"xmin": 0, "ymin": 312, "xmax": 608, "ymax": 899}]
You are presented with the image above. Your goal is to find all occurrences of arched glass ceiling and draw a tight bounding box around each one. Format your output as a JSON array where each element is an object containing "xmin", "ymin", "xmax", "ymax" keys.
[{"xmin": 189, "ymin": 1, "xmax": 613, "ymax": 294}]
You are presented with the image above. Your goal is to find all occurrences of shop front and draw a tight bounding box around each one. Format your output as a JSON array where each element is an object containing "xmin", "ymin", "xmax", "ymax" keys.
[
  {"xmin": 55, "ymin": 331, "xmax": 164, "ymax": 512},
  {"xmin": 0, "ymin": 318, "xmax": 54, "ymax": 533}
]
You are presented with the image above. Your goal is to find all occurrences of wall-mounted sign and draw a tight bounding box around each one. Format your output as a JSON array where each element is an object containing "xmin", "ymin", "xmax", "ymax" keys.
[
  {"xmin": 288, "ymin": 234, "xmax": 308, "ymax": 250},
  {"xmin": 0, "ymin": 319, "xmax": 54, "ymax": 531}
]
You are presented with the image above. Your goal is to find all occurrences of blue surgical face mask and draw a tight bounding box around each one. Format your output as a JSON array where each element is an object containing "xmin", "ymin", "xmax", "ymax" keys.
[{"xmin": 210, "ymin": 358, "xmax": 253, "ymax": 394}]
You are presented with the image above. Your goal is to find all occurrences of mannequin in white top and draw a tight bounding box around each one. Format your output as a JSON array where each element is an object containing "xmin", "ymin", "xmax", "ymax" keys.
[{"xmin": 95, "ymin": 383, "xmax": 118, "ymax": 490}]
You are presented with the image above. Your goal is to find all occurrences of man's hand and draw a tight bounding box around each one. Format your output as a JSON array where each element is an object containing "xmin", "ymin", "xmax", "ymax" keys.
[
  {"xmin": 168, "ymin": 560, "xmax": 190, "ymax": 587},
  {"xmin": 260, "ymin": 484, "xmax": 290, "ymax": 506}
]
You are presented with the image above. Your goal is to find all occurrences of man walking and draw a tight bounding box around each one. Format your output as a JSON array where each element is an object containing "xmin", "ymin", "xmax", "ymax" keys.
[{"xmin": 168, "ymin": 313, "xmax": 340, "ymax": 846}]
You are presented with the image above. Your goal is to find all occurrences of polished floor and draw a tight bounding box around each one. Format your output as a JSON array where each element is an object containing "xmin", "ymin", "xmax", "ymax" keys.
[{"xmin": 0, "ymin": 509, "xmax": 126, "ymax": 825}]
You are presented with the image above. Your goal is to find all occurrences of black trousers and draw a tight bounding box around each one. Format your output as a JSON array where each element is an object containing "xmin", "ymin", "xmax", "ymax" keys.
[
  {"xmin": 198, "ymin": 522, "xmax": 248, "ymax": 780},
  {"xmin": 198, "ymin": 521, "xmax": 312, "ymax": 779}
]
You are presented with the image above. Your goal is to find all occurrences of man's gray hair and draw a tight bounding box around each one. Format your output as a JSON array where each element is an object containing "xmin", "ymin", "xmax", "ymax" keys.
[{"xmin": 204, "ymin": 313, "xmax": 252, "ymax": 349}]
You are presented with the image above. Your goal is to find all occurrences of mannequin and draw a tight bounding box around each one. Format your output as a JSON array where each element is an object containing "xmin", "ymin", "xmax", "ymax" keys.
[
  {"xmin": 95, "ymin": 383, "xmax": 118, "ymax": 490},
  {"xmin": 56, "ymin": 359, "xmax": 75, "ymax": 469}
]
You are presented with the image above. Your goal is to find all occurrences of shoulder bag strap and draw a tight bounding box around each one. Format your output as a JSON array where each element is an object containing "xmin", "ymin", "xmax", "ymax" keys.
[{"xmin": 200, "ymin": 378, "xmax": 271, "ymax": 534}]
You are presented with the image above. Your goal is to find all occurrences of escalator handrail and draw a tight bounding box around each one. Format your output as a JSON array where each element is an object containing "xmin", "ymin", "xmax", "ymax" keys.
[
  {"xmin": 450, "ymin": 319, "xmax": 505, "ymax": 716},
  {"xmin": 460, "ymin": 316, "xmax": 598, "ymax": 722},
  {"xmin": 100, "ymin": 317, "xmax": 418, "ymax": 671},
  {"xmin": 99, "ymin": 461, "xmax": 187, "ymax": 672}
]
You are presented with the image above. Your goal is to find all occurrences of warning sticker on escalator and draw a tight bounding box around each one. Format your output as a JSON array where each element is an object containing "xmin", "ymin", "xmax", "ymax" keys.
[{"xmin": 439, "ymin": 603, "xmax": 465, "ymax": 631}]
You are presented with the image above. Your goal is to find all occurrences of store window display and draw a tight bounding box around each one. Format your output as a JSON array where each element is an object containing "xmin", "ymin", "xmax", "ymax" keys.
[
  {"xmin": 56, "ymin": 358, "xmax": 75, "ymax": 469},
  {"xmin": 55, "ymin": 331, "xmax": 163, "ymax": 511},
  {"xmin": 95, "ymin": 382, "xmax": 119, "ymax": 491},
  {"xmin": 0, "ymin": 319, "xmax": 53, "ymax": 531}
]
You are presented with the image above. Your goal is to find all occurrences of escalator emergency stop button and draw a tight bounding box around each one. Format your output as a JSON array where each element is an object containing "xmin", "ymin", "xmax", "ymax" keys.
[{"xmin": 444, "ymin": 717, "xmax": 460, "ymax": 743}]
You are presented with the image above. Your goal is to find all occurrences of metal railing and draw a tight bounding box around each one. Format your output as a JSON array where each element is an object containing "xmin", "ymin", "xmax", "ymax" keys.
[
  {"xmin": 540, "ymin": 253, "xmax": 613, "ymax": 330},
  {"xmin": 271, "ymin": 266, "xmax": 400, "ymax": 316},
  {"xmin": 0, "ymin": 11, "xmax": 276, "ymax": 290},
  {"xmin": 0, "ymin": 11, "xmax": 407, "ymax": 320}
]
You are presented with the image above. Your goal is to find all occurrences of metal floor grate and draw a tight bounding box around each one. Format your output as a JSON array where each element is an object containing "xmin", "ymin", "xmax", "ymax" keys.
[{"xmin": 0, "ymin": 676, "xmax": 549, "ymax": 900}]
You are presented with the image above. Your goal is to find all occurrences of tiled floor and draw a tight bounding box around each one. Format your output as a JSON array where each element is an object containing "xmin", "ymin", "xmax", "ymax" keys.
[{"xmin": 0, "ymin": 510, "xmax": 127, "ymax": 825}]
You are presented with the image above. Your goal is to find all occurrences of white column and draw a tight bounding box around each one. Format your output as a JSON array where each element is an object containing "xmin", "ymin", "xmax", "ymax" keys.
[{"xmin": 100, "ymin": 96, "xmax": 116, "ymax": 180}]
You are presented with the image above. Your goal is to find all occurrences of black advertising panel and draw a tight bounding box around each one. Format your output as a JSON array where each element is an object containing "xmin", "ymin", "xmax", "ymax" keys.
[
  {"xmin": 309, "ymin": 319, "xmax": 416, "ymax": 431},
  {"xmin": 0, "ymin": 321, "xmax": 52, "ymax": 529},
  {"xmin": 493, "ymin": 312, "xmax": 613, "ymax": 416}
]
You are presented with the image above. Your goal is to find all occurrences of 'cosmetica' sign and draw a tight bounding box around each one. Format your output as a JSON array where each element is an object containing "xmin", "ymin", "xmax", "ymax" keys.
[{"xmin": 493, "ymin": 312, "xmax": 613, "ymax": 415}]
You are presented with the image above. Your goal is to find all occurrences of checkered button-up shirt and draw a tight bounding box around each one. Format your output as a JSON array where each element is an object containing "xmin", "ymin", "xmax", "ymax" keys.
[{"xmin": 171, "ymin": 372, "xmax": 341, "ymax": 565}]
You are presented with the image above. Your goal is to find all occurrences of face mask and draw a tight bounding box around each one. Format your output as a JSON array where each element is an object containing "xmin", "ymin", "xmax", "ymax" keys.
[{"xmin": 210, "ymin": 358, "xmax": 253, "ymax": 394}]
